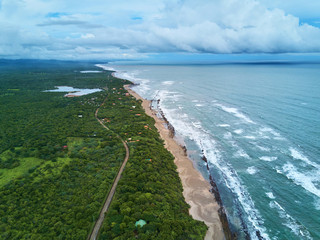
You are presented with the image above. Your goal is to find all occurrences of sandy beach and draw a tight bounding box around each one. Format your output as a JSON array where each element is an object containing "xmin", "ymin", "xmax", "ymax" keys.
[{"xmin": 124, "ymin": 85, "xmax": 225, "ymax": 240}]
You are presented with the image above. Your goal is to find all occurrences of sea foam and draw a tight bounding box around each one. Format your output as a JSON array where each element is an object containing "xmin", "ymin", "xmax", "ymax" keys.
[
  {"xmin": 159, "ymin": 104, "xmax": 270, "ymax": 239},
  {"xmin": 244, "ymin": 135, "xmax": 256, "ymax": 140},
  {"xmin": 234, "ymin": 149, "xmax": 250, "ymax": 159},
  {"xmin": 266, "ymin": 192, "xmax": 276, "ymax": 199},
  {"xmin": 195, "ymin": 104, "xmax": 204, "ymax": 107},
  {"xmin": 270, "ymin": 201, "xmax": 312, "ymax": 239},
  {"xmin": 259, "ymin": 156, "xmax": 277, "ymax": 162},
  {"xmin": 247, "ymin": 166, "xmax": 258, "ymax": 175},
  {"xmin": 255, "ymin": 145, "xmax": 271, "ymax": 152},
  {"xmin": 192, "ymin": 121, "xmax": 202, "ymax": 129},
  {"xmin": 259, "ymin": 127, "xmax": 281, "ymax": 137},
  {"xmin": 162, "ymin": 81, "xmax": 174, "ymax": 85},
  {"xmin": 234, "ymin": 129, "xmax": 244, "ymax": 134},
  {"xmin": 218, "ymin": 124, "xmax": 230, "ymax": 127},
  {"xmin": 215, "ymin": 103, "xmax": 256, "ymax": 124},
  {"xmin": 97, "ymin": 64, "xmax": 152, "ymax": 96},
  {"xmin": 289, "ymin": 147, "xmax": 320, "ymax": 168},
  {"xmin": 282, "ymin": 163, "xmax": 320, "ymax": 198}
]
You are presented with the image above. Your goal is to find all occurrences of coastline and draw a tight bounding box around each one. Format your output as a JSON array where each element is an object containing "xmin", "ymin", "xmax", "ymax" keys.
[{"xmin": 124, "ymin": 84, "xmax": 225, "ymax": 240}]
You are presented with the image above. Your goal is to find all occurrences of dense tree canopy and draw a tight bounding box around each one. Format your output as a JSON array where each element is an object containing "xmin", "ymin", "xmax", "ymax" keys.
[{"xmin": 0, "ymin": 60, "xmax": 207, "ymax": 239}]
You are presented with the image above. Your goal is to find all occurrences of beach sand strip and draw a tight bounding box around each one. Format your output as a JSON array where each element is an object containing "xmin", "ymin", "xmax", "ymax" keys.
[{"xmin": 124, "ymin": 85, "xmax": 225, "ymax": 240}]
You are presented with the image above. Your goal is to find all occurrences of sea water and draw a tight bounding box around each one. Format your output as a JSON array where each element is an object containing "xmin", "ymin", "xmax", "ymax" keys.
[{"xmin": 100, "ymin": 63, "xmax": 320, "ymax": 240}]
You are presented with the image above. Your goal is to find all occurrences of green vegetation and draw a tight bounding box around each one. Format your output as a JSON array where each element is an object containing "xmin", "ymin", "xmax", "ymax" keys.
[
  {"xmin": 0, "ymin": 148, "xmax": 22, "ymax": 169},
  {"xmin": 0, "ymin": 60, "xmax": 127, "ymax": 239},
  {"xmin": 97, "ymin": 84, "xmax": 207, "ymax": 239},
  {"xmin": 0, "ymin": 155, "xmax": 42, "ymax": 187},
  {"xmin": 0, "ymin": 60, "xmax": 207, "ymax": 239}
]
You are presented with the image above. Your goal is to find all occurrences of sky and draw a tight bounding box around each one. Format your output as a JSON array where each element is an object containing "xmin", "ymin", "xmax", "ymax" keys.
[{"xmin": 1, "ymin": 0, "xmax": 320, "ymax": 61}]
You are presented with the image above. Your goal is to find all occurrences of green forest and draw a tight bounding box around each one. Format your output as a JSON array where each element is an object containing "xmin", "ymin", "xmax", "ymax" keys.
[{"xmin": 0, "ymin": 60, "xmax": 207, "ymax": 239}]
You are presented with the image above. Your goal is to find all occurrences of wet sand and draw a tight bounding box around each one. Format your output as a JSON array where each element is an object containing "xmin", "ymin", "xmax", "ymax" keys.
[{"xmin": 124, "ymin": 85, "xmax": 225, "ymax": 240}]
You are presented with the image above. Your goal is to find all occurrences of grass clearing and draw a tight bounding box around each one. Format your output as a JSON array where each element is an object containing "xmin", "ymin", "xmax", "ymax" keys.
[{"xmin": 0, "ymin": 157, "xmax": 42, "ymax": 187}]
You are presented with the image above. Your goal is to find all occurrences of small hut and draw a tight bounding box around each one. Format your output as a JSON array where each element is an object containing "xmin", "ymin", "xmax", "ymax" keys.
[{"xmin": 135, "ymin": 219, "xmax": 146, "ymax": 228}]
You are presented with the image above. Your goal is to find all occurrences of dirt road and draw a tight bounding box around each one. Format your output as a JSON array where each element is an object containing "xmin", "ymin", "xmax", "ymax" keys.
[{"xmin": 88, "ymin": 94, "xmax": 130, "ymax": 240}]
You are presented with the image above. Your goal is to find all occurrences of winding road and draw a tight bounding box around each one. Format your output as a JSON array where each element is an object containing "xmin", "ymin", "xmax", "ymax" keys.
[{"xmin": 87, "ymin": 94, "xmax": 130, "ymax": 240}]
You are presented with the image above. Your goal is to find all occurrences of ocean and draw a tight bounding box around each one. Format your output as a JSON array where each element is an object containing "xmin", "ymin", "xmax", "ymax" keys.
[{"xmin": 99, "ymin": 63, "xmax": 320, "ymax": 240}]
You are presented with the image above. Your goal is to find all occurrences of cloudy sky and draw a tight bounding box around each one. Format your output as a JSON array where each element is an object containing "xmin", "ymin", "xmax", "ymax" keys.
[{"xmin": 1, "ymin": 0, "xmax": 320, "ymax": 61}]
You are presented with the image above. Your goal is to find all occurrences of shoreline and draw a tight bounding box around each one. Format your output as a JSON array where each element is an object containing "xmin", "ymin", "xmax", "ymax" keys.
[{"xmin": 124, "ymin": 84, "xmax": 226, "ymax": 240}]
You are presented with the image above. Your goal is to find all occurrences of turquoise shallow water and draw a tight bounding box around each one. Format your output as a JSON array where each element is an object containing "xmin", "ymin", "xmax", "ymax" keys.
[{"xmin": 100, "ymin": 63, "xmax": 320, "ymax": 240}]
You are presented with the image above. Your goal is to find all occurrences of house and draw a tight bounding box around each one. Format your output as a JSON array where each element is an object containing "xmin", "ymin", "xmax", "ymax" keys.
[{"xmin": 135, "ymin": 219, "xmax": 146, "ymax": 228}]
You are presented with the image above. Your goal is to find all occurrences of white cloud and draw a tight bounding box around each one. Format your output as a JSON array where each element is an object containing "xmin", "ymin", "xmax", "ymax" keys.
[{"xmin": 0, "ymin": 0, "xmax": 320, "ymax": 59}]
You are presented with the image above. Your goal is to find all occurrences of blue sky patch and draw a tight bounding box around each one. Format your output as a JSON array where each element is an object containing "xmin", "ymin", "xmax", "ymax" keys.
[
  {"xmin": 131, "ymin": 16, "xmax": 143, "ymax": 20},
  {"xmin": 46, "ymin": 12, "xmax": 69, "ymax": 18}
]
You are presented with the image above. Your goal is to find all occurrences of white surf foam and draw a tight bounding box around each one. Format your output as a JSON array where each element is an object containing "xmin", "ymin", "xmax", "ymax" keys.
[
  {"xmin": 218, "ymin": 124, "xmax": 230, "ymax": 127},
  {"xmin": 282, "ymin": 163, "xmax": 320, "ymax": 198},
  {"xmin": 159, "ymin": 100, "xmax": 270, "ymax": 240},
  {"xmin": 290, "ymin": 147, "xmax": 309, "ymax": 162},
  {"xmin": 259, "ymin": 156, "xmax": 277, "ymax": 162},
  {"xmin": 259, "ymin": 127, "xmax": 281, "ymax": 137},
  {"xmin": 289, "ymin": 147, "xmax": 320, "ymax": 168},
  {"xmin": 159, "ymin": 90, "xmax": 182, "ymax": 102},
  {"xmin": 266, "ymin": 192, "xmax": 276, "ymax": 199},
  {"xmin": 274, "ymin": 136, "xmax": 286, "ymax": 141},
  {"xmin": 256, "ymin": 145, "xmax": 271, "ymax": 152},
  {"xmin": 97, "ymin": 64, "xmax": 152, "ymax": 96},
  {"xmin": 195, "ymin": 104, "xmax": 204, "ymax": 107},
  {"xmin": 270, "ymin": 201, "xmax": 312, "ymax": 239},
  {"xmin": 234, "ymin": 149, "xmax": 250, "ymax": 159},
  {"xmin": 192, "ymin": 121, "xmax": 202, "ymax": 129},
  {"xmin": 215, "ymin": 103, "xmax": 256, "ymax": 124},
  {"xmin": 162, "ymin": 81, "xmax": 174, "ymax": 85},
  {"xmin": 244, "ymin": 136, "xmax": 256, "ymax": 140},
  {"xmin": 123, "ymin": 73, "xmax": 151, "ymax": 95},
  {"xmin": 256, "ymin": 127, "xmax": 284, "ymax": 140},
  {"xmin": 234, "ymin": 129, "xmax": 244, "ymax": 134},
  {"xmin": 202, "ymin": 143, "xmax": 269, "ymax": 240},
  {"xmin": 247, "ymin": 166, "xmax": 258, "ymax": 175}
]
